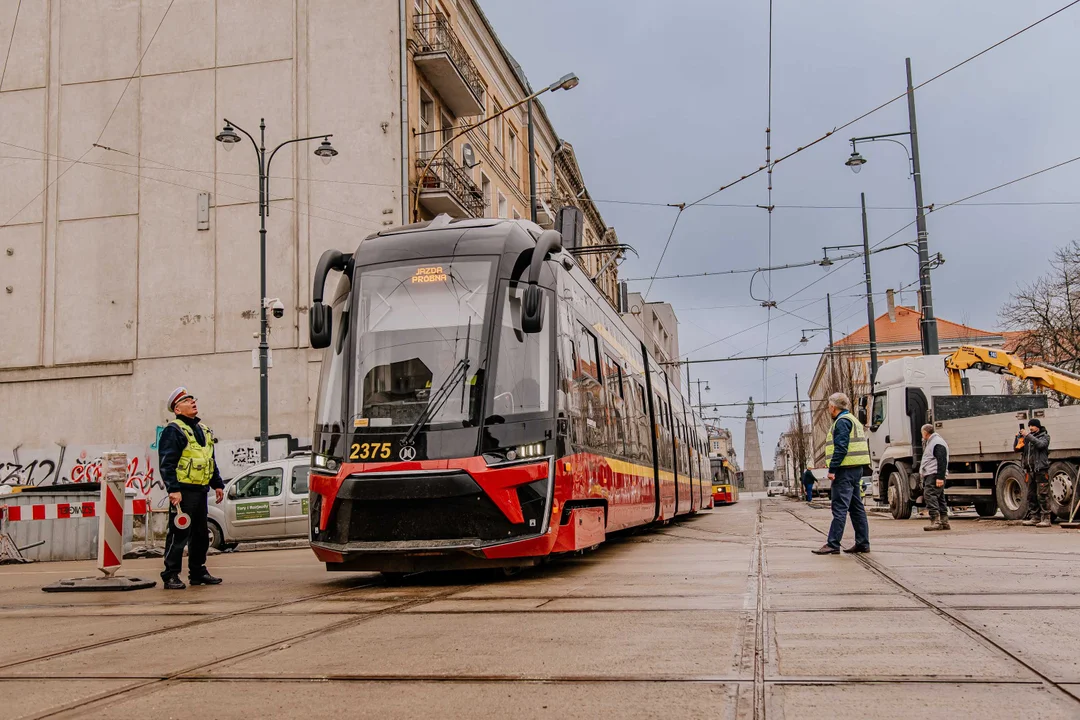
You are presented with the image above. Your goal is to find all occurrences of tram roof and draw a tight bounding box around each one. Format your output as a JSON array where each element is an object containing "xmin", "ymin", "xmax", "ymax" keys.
[{"xmin": 355, "ymin": 216, "xmax": 544, "ymax": 264}]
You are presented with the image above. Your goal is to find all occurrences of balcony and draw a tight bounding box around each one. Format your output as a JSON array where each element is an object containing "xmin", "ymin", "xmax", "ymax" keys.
[
  {"xmin": 413, "ymin": 13, "xmax": 485, "ymax": 118},
  {"xmin": 416, "ymin": 154, "xmax": 485, "ymax": 219},
  {"xmin": 535, "ymin": 181, "xmax": 555, "ymax": 228}
]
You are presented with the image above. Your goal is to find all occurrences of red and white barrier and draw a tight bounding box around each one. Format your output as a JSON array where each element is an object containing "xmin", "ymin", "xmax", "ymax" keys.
[
  {"xmin": 1, "ymin": 498, "xmax": 148, "ymax": 522},
  {"xmin": 98, "ymin": 452, "xmax": 127, "ymax": 575}
]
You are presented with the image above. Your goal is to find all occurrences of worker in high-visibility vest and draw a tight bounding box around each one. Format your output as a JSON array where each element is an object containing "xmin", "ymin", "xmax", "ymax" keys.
[
  {"xmin": 812, "ymin": 392, "xmax": 871, "ymax": 555},
  {"xmin": 159, "ymin": 387, "xmax": 225, "ymax": 590}
]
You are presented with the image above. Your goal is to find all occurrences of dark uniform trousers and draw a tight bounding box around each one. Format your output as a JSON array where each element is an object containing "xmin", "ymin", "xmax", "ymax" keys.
[
  {"xmin": 162, "ymin": 485, "xmax": 210, "ymax": 581},
  {"xmin": 1029, "ymin": 470, "xmax": 1051, "ymax": 517},
  {"xmin": 921, "ymin": 475, "xmax": 947, "ymax": 518}
]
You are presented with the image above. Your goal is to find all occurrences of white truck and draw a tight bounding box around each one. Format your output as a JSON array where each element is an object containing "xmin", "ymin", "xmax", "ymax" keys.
[{"xmin": 863, "ymin": 355, "xmax": 1079, "ymax": 521}]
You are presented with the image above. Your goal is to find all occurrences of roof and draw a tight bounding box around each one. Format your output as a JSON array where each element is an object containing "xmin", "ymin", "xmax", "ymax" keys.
[{"xmin": 834, "ymin": 306, "xmax": 1002, "ymax": 347}]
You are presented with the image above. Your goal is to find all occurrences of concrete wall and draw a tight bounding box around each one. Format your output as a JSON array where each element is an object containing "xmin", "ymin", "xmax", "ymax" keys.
[{"xmin": 0, "ymin": 1, "xmax": 401, "ymax": 457}]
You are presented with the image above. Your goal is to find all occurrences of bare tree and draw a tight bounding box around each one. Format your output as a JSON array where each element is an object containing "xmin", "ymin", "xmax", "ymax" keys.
[
  {"xmin": 787, "ymin": 411, "xmax": 811, "ymax": 479},
  {"xmin": 812, "ymin": 351, "xmax": 869, "ymax": 464},
  {"xmin": 1000, "ymin": 240, "xmax": 1080, "ymax": 406}
]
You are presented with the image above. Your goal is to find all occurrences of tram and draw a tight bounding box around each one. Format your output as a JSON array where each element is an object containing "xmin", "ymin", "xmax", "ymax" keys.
[
  {"xmin": 306, "ymin": 216, "xmax": 712, "ymax": 574},
  {"xmin": 710, "ymin": 458, "xmax": 739, "ymax": 505}
]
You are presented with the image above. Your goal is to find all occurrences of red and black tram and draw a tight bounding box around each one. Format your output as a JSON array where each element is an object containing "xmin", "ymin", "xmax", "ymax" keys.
[{"xmin": 307, "ymin": 216, "xmax": 712, "ymax": 574}]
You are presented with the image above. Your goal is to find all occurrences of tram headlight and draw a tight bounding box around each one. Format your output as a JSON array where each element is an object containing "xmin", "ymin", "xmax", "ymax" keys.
[
  {"xmin": 313, "ymin": 454, "xmax": 339, "ymax": 473},
  {"xmin": 517, "ymin": 443, "xmax": 545, "ymax": 459},
  {"xmin": 482, "ymin": 443, "xmax": 547, "ymax": 466}
]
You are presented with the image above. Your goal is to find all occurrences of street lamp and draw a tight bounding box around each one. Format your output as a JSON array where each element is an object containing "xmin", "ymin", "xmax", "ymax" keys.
[
  {"xmin": 413, "ymin": 72, "xmax": 578, "ymax": 223},
  {"xmin": 843, "ymin": 57, "xmax": 938, "ymax": 356},
  {"xmin": 844, "ymin": 151, "xmax": 866, "ymax": 173},
  {"xmin": 215, "ymin": 117, "xmax": 337, "ymax": 462}
]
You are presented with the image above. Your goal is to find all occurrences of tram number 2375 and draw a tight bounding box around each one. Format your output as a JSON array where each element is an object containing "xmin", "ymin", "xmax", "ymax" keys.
[{"xmin": 350, "ymin": 442, "xmax": 393, "ymax": 460}]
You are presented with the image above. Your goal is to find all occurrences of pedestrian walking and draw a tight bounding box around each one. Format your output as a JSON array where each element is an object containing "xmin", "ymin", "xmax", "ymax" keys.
[
  {"xmin": 920, "ymin": 424, "xmax": 950, "ymax": 531},
  {"xmin": 812, "ymin": 393, "xmax": 871, "ymax": 555},
  {"xmin": 801, "ymin": 468, "xmax": 815, "ymax": 503},
  {"xmin": 1017, "ymin": 418, "xmax": 1053, "ymax": 528},
  {"xmin": 159, "ymin": 387, "xmax": 225, "ymax": 590}
]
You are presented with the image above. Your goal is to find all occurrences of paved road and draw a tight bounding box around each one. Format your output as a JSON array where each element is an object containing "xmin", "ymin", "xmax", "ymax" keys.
[{"xmin": 2, "ymin": 497, "xmax": 1080, "ymax": 719}]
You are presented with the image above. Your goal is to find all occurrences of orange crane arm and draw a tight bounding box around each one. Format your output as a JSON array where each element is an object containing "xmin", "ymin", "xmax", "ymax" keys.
[{"xmin": 944, "ymin": 345, "xmax": 1080, "ymax": 399}]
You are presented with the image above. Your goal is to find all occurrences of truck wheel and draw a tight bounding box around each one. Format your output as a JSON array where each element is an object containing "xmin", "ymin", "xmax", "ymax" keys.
[
  {"xmin": 1048, "ymin": 461, "xmax": 1076, "ymax": 520},
  {"xmin": 974, "ymin": 499, "xmax": 998, "ymax": 518},
  {"xmin": 887, "ymin": 469, "xmax": 913, "ymax": 520},
  {"xmin": 995, "ymin": 464, "xmax": 1029, "ymax": 521}
]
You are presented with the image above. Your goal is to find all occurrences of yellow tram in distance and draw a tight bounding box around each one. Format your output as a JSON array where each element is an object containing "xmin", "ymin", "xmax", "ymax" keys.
[{"xmin": 710, "ymin": 457, "xmax": 739, "ymax": 505}]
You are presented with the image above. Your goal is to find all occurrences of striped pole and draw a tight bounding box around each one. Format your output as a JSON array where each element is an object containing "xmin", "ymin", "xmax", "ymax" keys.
[{"xmin": 98, "ymin": 452, "xmax": 127, "ymax": 577}]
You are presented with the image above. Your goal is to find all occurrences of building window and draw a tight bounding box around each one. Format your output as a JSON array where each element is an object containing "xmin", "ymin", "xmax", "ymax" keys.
[
  {"xmin": 497, "ymin": 191, "xmax": 507, "ymax": 218},
  {"xmin": 419, "ymin": 90, "xmax": 434, "ymax": 160},
  {"xmin": 481, "ymin": 173, "xmax": 491, "ymax": 216},
  {"xmin": 508, "ymin": 126, "xmax": 518, "ymax": 174},
  {"xmin": 440, "ymin": 111, "xmax": 454, "ymax": 159},
  {"xmin": 512, "ymin": 208, "xmax": 520, "ymax": 220},
  {"xmin": 492, "ymin": 101, "xmax": 504, "ymax": 154}
]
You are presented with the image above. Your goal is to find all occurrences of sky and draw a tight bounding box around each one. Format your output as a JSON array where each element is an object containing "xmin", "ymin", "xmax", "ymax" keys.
[{"xmin": 478, "ymin": 0, "xmax": 1080, "ymax": 467}]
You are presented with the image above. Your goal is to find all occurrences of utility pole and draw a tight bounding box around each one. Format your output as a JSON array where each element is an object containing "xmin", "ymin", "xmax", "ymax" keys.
[
  {"xmin": 795, "ymin": 373, "xmax": 803, "ymax": 478},
  {"xmin": 906, "ymin": 57, "xmax": 938, "ymax": 355},
  {"xmin": 827, "ymin": 292, "xmax": 834, "ymax": 355},
  {"xmin": 861, "ymin": 193, "xmax": 879, "ymax": 387}
]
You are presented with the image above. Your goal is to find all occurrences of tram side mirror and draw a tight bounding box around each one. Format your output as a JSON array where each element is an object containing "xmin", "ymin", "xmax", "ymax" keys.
[
  {"xmin": 310, "ymin": 303, "xmax": 332, "ymax": 349},
  {"xmin": 857, "ymin": 396, "xmax": 868, "ymax": 426},
  {"xmin": 310, "ymin": 249, "xmax": 351, "ymax": 349},
  {"xmin": 521, "ymin": 285, "xmax": 544, "ymax": 334},
  {"xmin": 521, "ymin": 230, "xmax": 562, "ymax": 334}
]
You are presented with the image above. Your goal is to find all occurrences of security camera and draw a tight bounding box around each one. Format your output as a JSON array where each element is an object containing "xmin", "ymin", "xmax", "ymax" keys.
[{"xmin": 264, "ymin": 298, "xmax": 285, "ymax": 319}]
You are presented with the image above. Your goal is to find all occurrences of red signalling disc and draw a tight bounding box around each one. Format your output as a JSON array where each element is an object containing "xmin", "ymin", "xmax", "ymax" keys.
[{"xmin": 174, "ymin": 512, "xmax": 191, "ymax": 530}]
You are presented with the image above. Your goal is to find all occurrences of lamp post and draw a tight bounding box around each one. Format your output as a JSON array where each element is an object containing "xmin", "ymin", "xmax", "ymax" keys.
[
  {"xmin": 820, "ymin": 214, "xmax": 946, "ymax": 387},
  {"xmin": 215, "ymin": 118, "xmax": 337, "ymax": 462},
  {"xmin": 413, "ymin": 73, "xmax": 578, "ymax": 223},
  {"xmin": 843, "ymin": 57, "xmax": 938, "ymax": 356}
]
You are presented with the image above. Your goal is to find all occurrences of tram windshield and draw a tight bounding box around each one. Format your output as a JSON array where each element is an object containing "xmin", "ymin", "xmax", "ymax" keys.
[{"xmin": 352, "ymin": 259, "xmax": 494, "ymax": 428}]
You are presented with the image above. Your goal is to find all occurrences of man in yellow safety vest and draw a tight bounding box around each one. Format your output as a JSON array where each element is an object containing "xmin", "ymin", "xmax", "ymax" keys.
[
  {"xmin": 812, "ymin": 392, "xmax": 871, "ymax": 555},
  {"xmin": 159, "ymin": 387, "xmax": 225, "ymax": 590}
]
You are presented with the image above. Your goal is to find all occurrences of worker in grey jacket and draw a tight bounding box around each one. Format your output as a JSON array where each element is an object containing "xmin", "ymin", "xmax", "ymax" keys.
[{"xmin": 920, "ymin": 424, "xmax": 950, "ymax": 531}]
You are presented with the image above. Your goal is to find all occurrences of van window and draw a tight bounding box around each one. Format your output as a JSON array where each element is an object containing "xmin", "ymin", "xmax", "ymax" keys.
[{"xmin": 292, "ymin": 466, "xmax": 310, "ymax": 495}]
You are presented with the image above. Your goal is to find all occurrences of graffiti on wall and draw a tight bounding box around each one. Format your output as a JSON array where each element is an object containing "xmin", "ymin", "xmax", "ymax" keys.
[{"xmin": 2, "ymin": 435, "xmax": 305, "ymax": 509}]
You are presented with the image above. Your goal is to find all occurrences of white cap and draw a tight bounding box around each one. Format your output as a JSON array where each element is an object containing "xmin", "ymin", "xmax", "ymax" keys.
[{"xmin": 167, "ymin": 387, "xmax": 193, "ymax": 412}]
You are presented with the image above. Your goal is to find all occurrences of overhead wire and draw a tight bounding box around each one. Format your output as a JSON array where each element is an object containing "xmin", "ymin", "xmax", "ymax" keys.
[{"xmin": 681, "ymin": 0, "xmax": 1080, "ymax": 211}]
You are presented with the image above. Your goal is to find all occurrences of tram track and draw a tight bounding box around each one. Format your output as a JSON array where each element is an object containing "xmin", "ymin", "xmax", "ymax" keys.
[
  {"xmin": 780, "ymin": 506, "xmax": 1080, "ymax": 708},
  {"xmin": 27, "ymin": 581, "xmax": 483, "ymax": 720},
  {"xmin": 0, "ymin": 575, "xmax": 384, "ymax": 674}
]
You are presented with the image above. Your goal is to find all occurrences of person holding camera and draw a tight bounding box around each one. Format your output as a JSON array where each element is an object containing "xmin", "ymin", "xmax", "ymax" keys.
[
  {"xmin": 159, "ymin": 387, "xmax": 226, "ymax": 590},
  {"xmin": 1016, "ymin": 419, "xmax": 1052, "ymax": 528}
]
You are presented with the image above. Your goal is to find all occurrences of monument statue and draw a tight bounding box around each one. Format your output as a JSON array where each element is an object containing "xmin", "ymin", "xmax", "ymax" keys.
[{"xmin": 746, "ymin": 396, "xmax": 755, "ymax": 420}]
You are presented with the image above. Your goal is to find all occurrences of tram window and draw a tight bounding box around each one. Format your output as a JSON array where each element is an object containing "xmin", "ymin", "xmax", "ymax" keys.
[
  {"xmin": 603, "ymin": 353, "xmax": 626, "ymax": 456},
  {"xmin": 354, "ymin": 260, "xmax": 492, "ymax": 427},
  {"xmin": 491, "ymin": 283, "xmax": 550, "ymax": 417},
  {"xmin": 636, "ymin": 383, "xmax": 647, "ymax": 418},
  {"xmin": 603, "ymin": 354, "xmax": 623, "ymax": 400},
  {"xmin": 577, "ymin": 325, "xmax": 600, "ymax": 381}
]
